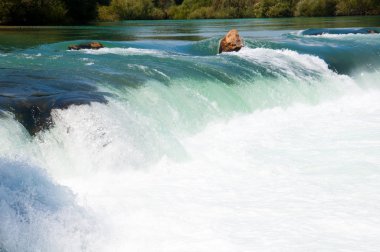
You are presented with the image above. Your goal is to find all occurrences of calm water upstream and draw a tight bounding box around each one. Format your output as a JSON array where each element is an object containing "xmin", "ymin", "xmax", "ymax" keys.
[{"xmin": 1, "ymin": 17, "xmax": 380, "ymax": 252}]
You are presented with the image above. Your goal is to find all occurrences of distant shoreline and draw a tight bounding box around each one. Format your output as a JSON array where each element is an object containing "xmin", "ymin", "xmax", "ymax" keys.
[
  {"xmin": 2, "ymin": 0, "xmax": 379, "ymax": 25},
  {"xmin": 1, "ymin": 15, "xmax": 380, "ymax": 27}
]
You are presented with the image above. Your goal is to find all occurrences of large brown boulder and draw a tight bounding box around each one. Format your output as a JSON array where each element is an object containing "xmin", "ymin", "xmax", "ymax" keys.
[
  {"xmin": 219, "ymin": 29, "xmax": 244, "ymax": 53},
  {"xmin": 68, "ymin": 42, "xmax": 104, "ymax": 50}
]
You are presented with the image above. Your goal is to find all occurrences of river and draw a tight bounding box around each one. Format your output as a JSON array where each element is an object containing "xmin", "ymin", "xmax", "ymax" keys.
[{"xmin": 1, "ymin": 17, "xmax": 380, "ymax": 251}]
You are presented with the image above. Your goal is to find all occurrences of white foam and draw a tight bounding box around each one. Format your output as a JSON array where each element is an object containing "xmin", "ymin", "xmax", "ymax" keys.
[
  {"xmin": 1, "ymin": 46, "xmax": 380, "ymax": 251},
  {"xmin": 20, "ymin": 53, "xmax": 42, "ymax": 59},
  {"xmin": 305, "ymin": 33, "xmax": 380, "ymax": 39},
  {"xmin": 232, "ymin": 47, "xmax": 331, "ymax": 78},
  {"xmin": 59, "ymin": 89, "xmax": 380, "ymax": 252},
  {"xmin": 80, "ymin": 47, "xmax": 165, "ymax": 56},
  {"xmin": 127, "ymin": 64, "xmax": 171, "ymax": 80},
  {"xmin": 0, "ymin": 159, "xmax": 98, "ymax": 252}
]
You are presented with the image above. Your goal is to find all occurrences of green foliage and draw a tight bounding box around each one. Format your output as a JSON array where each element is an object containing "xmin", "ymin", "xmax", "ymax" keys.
[
  {"xmin": 109, "ymin": 0, "xmax": 154, "ymax": 20},
  {"xmin": 253, "ymin": 0, "xmax": 275, "ymax": 17},
  {"xmin": 98, "ymin": 4, "xmax": 118, "ymax": 21},
  {"xmin": 188, "ymin": 7, "xmax": 214, "ymax": 18},
  {"xmin": 92, "ymin": 0, "xmax": 380, "ymax": 21},
  {"xmin": 167, "ymin": 0, "xmax": 211, "ymax": 19},
  {"xmin": 167, "ymin": 5, "xmax": 190, "ymax": 19},
  {"xmin": 62, "ymin": 0, "xmax": 99, "ymax": 23},
  {"xmin": 336, "ymin": 0, "xmax": 379, "ymax": 16},
  {"xmin": 295, "ymin": 0, "xmax": 337, "ymax": 16},
  {"xmin": 154, "ymin": 0, "xmax": 174, "ymax": 9},
  {"xmin": 97, "ymin": 0, "xmax": 173, "ymax": 20},
  {"xmin": 0, "ymin": 0, "xmax": 67, "ymax": 24},
  {"xmin": 217, "ymin": 0, "xmax": 256, "ymax": 18},
  {"xmin": 0, "ymin": 0, "xmax": 100, "ymax": 24},
  {"xmin": 166, "ymin": 0, "xmax": 257, "ymax": 19},
  {"xmin": 267, "ymin": 2, "xmax": 293, "ymax": 17},
  {"xmin": 253, "ymin": 0, "xmax": 294, "ymax": 17},
  {"xmin": 151, "ymin": 7, "xmax": 167, "ymax": 19},
  {"xmin": 1, "ymin": 0, "xmax": 380, "ymax": 24}
]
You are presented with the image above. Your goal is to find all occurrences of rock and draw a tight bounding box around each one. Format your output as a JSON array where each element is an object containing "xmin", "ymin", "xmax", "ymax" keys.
[
  {"xmin": 0, "ymin": 91, "xmax": 108, "ymax": 136},
  {"xmin": 68, "ymin": 42, "xmax": 104, "ymax": 50},
  {"xmin": 219, "ymin": 29, "xmax": 244, "ymax": 53},
  {"xmin": 368, "ymin": 29, "xmax": 378, "ymax": 34}
]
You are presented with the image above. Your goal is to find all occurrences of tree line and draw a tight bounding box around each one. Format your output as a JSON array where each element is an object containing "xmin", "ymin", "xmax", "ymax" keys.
[
  {"xmin": 1, "ymin": 0, "xmax": 379, "ymax": 24},
  {"xmin": 0, "ymin": 0, "xmax": 104, "ymax": 24},
  {"xmin": 99, "ymin": 0, "xmax": 380, "ymax": 21}
]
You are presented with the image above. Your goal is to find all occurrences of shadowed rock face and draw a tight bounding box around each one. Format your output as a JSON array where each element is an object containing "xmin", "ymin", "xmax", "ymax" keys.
[
  {"xmin": 219, "ymin": 29, "xmax": 244, "ymax": 53},
  {"xmin": 68, "ymin": 42, "xmax": 104, "ymax": 50},
  {"xmin": 0, "ymin": 69, "xmax": 108, "ymax": 135},
  {"xmin": 0, "ymin": 93, "xmax": 107, "ymax": 135}
]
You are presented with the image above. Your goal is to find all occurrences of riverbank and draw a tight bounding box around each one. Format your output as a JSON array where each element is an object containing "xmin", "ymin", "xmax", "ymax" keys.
[
  {"xmin": 1, "ymin": 16, "xmax": 380, "ymax": 50},
  {"xmin": 1, "ymin": 0, "xmax": 380, "ymax": 25}
]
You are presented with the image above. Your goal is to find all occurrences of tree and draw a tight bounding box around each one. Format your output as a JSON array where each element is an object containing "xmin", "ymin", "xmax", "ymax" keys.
[
  {"xmin": 295, "ymin": 0, "xmax": 337, "ymax": 16},
  {"xmin": 336, "ymin": 0, "xmax": 379, "ymax": 15},
  {"xmin": 0, "ymin": 0, "xmax": 67, "ymax": 24},
  {"xmin": 62, "ymin": 0, "xmax": 98, "ymax": 23},
  {"xmin": 266, "ymin": 2, "xmax": 293, "ymax": 17}
]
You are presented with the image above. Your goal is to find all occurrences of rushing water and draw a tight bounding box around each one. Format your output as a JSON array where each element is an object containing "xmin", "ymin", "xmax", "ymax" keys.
[{"xmin": 1, "ymin": 17, "xmax": 380, "ymax": 251}]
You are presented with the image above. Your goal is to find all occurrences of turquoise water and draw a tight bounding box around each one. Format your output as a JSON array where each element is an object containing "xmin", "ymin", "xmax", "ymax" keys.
[{"xmin": 1, "ymin": 17, "xmax": 380, "ymax": 251}]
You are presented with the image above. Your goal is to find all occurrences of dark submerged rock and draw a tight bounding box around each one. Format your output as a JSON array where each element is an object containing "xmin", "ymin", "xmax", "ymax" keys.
[
  {"xmin": 219, "ymin": 29, "xmax": 244, "ymax": 54},
  {"xmin": 367, "ymin": 29, "xmax": 379, "ymax": 34},
  {"xmin": 0, "ymin": 69, "xmax": 108, "ymax": 135},
  {"xmin": 68, "ymin": 42, "xmax": 104, "ymax": 50},
  {"xmin": 0, "ymin": 93, "xmax": 108, "ymax": 135}
]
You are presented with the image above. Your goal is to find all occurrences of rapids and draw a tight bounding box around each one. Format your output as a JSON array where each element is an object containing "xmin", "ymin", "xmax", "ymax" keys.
[{"xmin": 1, "ymin": 17, "xmax": 380, "ymax": 251}]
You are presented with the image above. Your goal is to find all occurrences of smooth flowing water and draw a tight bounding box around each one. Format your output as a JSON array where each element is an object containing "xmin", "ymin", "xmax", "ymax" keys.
[{"xmin": 1, "ymin": 17, "xmax": 380, "ymax": 251}]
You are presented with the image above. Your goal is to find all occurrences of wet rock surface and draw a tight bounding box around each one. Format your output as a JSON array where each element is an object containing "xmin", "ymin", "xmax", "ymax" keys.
[
  {"xmin": 68, "ymin": 42, "xmax": 104, "ymax": 50},
  {"xmin": 219, "ymin": 29, "xmax": 244, "ymax": 53},
  {"xmin": 0, "ymin": 69, "xmax": 108, "ymax": 135}
]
